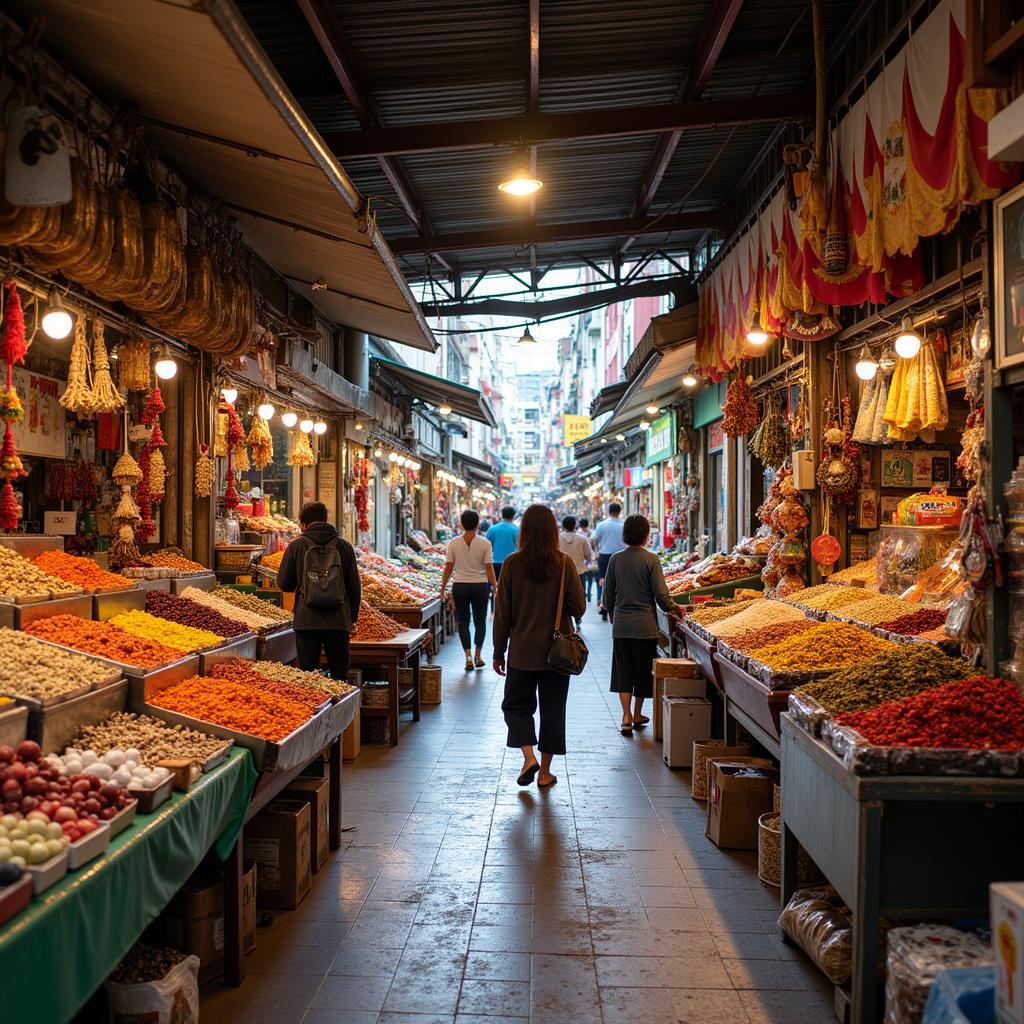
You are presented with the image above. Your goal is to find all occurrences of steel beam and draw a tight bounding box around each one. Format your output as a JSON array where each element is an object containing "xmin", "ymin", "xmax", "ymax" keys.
[
  {"xmin": 324, "ymin": 93, "xmax": 814, "ymax": 158},
  {"xmin": 387, "ymin": 210, "xmax": 729, "ymax": 255}
]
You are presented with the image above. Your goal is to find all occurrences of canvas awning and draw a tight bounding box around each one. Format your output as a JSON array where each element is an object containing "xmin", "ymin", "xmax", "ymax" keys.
[
  {"xmin": 10, "ymin": 0, "xmax": 436, "ymax": 351},
  {"xmin": 590, "ymin": 382, "xmax": 628, "ymax": 418},
  {"xmin": 624, "ymin": 302, "xmax": 699, "ymax": 381},
  {"xmin": 454, "ymin": 452, "xmax": 498, "ymax": 484},
  {"xmin": 372, "ymin": 357, "xmax": 497, "ymax": 428}
]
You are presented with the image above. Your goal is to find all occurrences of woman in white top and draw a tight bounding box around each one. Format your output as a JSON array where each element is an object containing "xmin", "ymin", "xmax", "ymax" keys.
[
  {"xmin": 441, "ymin": 509, "xmax": 498, "ymax": 671},
  {"xmin": 559, "ymin": 516, "xmax": 592, "ymax": 627}
]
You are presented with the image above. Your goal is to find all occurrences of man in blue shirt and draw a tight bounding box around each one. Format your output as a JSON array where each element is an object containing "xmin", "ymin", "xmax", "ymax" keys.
[
  {"xmin": 486, "ymin": 506, "xmax": 519, "ymax": 583},
  {"xmin": 591, "ymin": 502, "xmax": 625, "ymax": 619}
]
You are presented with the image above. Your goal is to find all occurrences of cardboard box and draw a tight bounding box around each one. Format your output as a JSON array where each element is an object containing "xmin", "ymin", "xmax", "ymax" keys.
[
  {"xmin": 654, "ymin": 676, "xmax": 705, "ymax": 739},
  {"xmin": 282, "ymin": 776, "xmax": 330, "ymax": 874},
  {"xmin": 342, "ymin": 704, "xmax": 361, "ymax": 761},
  {"xmin": 663, "ymin": 697, "xmax": 713, "ymax": 768},
  {"xmin": 992, "ymin": 882, "xmax": 1024, "ymax": 1024},
  {"xmin": 705, "ymin": 760, "xmax": 779, "ymax": 849},
  {"xmin": 654, "ymin": 658, "xmax": 700, "ymax": 680},
  {"xmin": 691, "ymin": 744, "xmax": 755, "ymax": 801},
  {"xmin": 155, "ymin": 863, "xmax": 257, "ymax": 985},
  {"xmin": 244, "ymin": 800, "xmax": 311, "ymax": 909}
]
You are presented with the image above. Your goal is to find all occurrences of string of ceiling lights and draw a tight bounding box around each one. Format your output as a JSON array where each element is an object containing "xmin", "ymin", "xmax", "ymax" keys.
[{"xmin": 218, "ymin": 387, "xmax": 328, "ymax": 434}]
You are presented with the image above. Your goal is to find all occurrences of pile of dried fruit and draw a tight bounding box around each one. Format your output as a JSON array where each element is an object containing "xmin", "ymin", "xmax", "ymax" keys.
[
  {"xmin": 181, "ymin": 587, "xmax": 279, "ymax": 631},
  {"xmin": 261, "ymin": 549, "xmax": 284, "ymax": 571},
  {"xmin": 213, "ymin": 586, "xmax": 291, "ymax": 622},
  {"xmin": 150, "ymin": 676, "xmax": 311, "ymax": 741},
  {"xmin": 837, "ymin": 676, "xmax": 1024, "ymax": 749},
  {"xmin": 31, "ymin": 549, "xmax": 133, "ymax": 593},
  {"xmin": 109, "ymin": 944, "xmax": 189, "ymax": 985},
  {"xmin": 876, "ymin": 608, "xmax": 948, "ymax": 636},
  {"xmin": 797, "ymin": 644, "xmax": 970, "ymax": 715},
  {"xmin": 208, "ymin": 659, "xmax": 327, "ymax": 710},
  {"xmin": 706, "ymin": 600, "xmax": 806, "ymax": 639},
  {"xmin": 783, "ymin": 584, "xmax": 845, "ymax": 607},
  {"xmin": 793, "ymin": 586, "xmax": 878, "ymax": 613},
  {"xmin": 0, "ymin": 627, "xmax": 121, "ymax": 699},
  {"xmin": 352, "ymin": 603, "xmax": 405, "ymax": 642},
  {"xmin": 0, "ymin": 545, "xmax": 80, "ymax": 598},
  {"xmin": 25, "ymin": 615, "xmax": 186, "ymax": 669},
  {"xmin": 834, "ymin": 594, "xmax": 919, "ymax": 626},
  {"xmin": 110, "ymin": 609, "xmax": 223, "ymax": 653},
  {"xmin": 144, "ymin": 551, "xmax": 207, "ymax": 575},
  {"xmin": 685, "ymin": 599, "xmax": 760, "ymax": 626},
  {"xmin": 750, "ymin": 622, "xmax": 895, "ymax": 672},
  {"xmin": 145, "ymin": 590, "xmax": 249, "ymax": 638},
  {"xmin": 72, "ymin": 711, "xmax": 227, "ymax": 770},
  {"xmin": 249, "ymin": 659, "xmax": 355, "ymax": 698},
  {"xmin": 727, "ymin": 619, "xmax": 817, "ymax": 653},
  {"xmin": 826, "ymin": 559, "xmax": 879, "ymax": 586}
]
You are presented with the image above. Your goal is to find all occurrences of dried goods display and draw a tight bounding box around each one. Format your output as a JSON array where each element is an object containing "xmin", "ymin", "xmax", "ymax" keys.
[
  {"xmin": 779, "ymin": 887, "xmax": 855, "ymax": 986},
  {"xmin": 796, "ymin": 645, "xmax": 971, "ymax": 716},
  {"xmin": 180, "ymin": 587, "xmax": 279, "ymax": 631},
  {"xmin": 826, "ymin": 558, "xmax": 879, "ymax": 586},
  {"xmin": 664, "ymin": 553, "xmax": 761, "ymax": 596},
  {"xmin": 877, "ymin": 524, "xmax": 957, "ymax": 596},
  {"xmin": 149, "ymin": 676, "xmax": 313, "ymax": 741},
  {"xmin": 883, "ymin": 340, "xmax": 949, "ymax": 443},
  {"xmin": 352, "ymin": 603, "xmax": 405, "ymax": 642},
  {"xmin": 260, "ymin": 550, "xmax": 284, "ymax": 571},
  {"xmin": 722, "ymin": 372, "xmax": 759, "ymax": 437},
  {"xmin": 108, "ymin": 944, "xmax": 189, "ymax": 986},
  {"xmin": 70, "ymin": 712, "xmax": 227, "ymax": 770},
  {"xmin": 141, "ymin": 551, "xmax": 208, "ymax": 576},
  {"xmin": 248, "ymin": 660, "xmax": 355, "ymax": 698},
  {"xmin": 748, "ymin": 397, "xmax": 789, "ymax": 468},
  {"xmin": 836, "ymin": 676, "xmax": 1024, "ymax": 749},
  {"xmin": 109, "ymin": 610, "xmax": 222, "ymax": 653},
  {"xmin": 851, "ymin": 365, "xmax": 891, "ymax": 444},
  {"xmin": 792, "ymin": 586, "xmax": 876, "ymax": 613},
  {"xmin": 876, "ymin": 608, "xmax": 948, "ymax": 636},
  {"xmin": 288, "ymin": 430, "xmax": 315, "ymax": 467},
  {"xmin": 685, "ymin": 599, "xmax": 759, "ymax": 626},
  {"xmin": 46, "ymin": 748, "xmax": 173, "ymax": 794},
  {"xmin": 727, "ymin": 618, "xmax": 817, "ymax": 653},
  {"xmin": 24, "ymin": 615, "xmax": 186, "ymax": 669},
  {"xmin": 759, "ymin": 467, "xmax": 807, "ymax": 598},
  {"xmin": 119, "ymin": 337, "xmax": 151, "ymax": 392},
  {"xmin": 245, "ymin": 413, "xmax": 274, "ymax": 470},
  {"xmin": 0, "ymin": 546, "xmax": 80, "ymax": 599},
  {"xmin": 832, "ymin": 593, "xmax": 919, "ymax": 626},
  {"xmin": 239, "ymin": 513, "xmax": 298, "ymax": 535},
  {"xmin": 360, "ymin": 571, "xmax": 431, "ymax": 606},
  {"xmin": 749, "ymin": 622, "xmax": 895, "ymax": 672},
  {"xmin": 206, "ymin": 659, "xmax": 327, "ymax": 711},
  {"xmin": 212, "ymin": 586, "xmax": 291, "ymax": 622},
  {"xmin": 144, "ymin": 591, "xmax": 250, "ymax": 639},
  {"xmin": 705, "ymin": 600, "xmax": 806, "ymax": 639},
  {"xmin": 0, "ymin": 628, "xmax": 120, "ymax": 700},
  {"xmin": 31, "ymin": 550, "xmax": 133, "ymax": 593}
]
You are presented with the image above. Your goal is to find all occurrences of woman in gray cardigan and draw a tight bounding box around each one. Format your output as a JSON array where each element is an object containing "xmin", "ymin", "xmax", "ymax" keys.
[{"xmin": 602, "ymin": 515, "xmax": 679, "ymax": 734}]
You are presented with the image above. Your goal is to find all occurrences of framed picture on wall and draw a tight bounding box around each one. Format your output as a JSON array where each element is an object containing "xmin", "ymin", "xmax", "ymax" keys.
[
  {"xmin": 856, "ymin": 489, "xmax": 879, "ymax": 530},
  {"xmin": 945, "ymin": 327, "xmax": 967, "ymax": 385},
  {"xmin": 995, "ymin": 179, "xmax": 1024, "ymax": 370},
  {"xmin": 882, "ymin": 450, "xmax": 913, "ymax": 488}
]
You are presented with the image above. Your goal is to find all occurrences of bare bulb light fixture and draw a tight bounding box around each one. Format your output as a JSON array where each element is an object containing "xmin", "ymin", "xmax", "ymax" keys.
[
  {"xmin": 854, "ymin": 346, "xmax": 879, "ymax": 381},
  {"xmin": 313, "ymin": 419, "xmax": 327, "ymax": 435},
  {"xmin": 257, "ymin": 402, "xmax": 275, "ymax": 420},
  {"xmin": 498, "ymin": 147, "xmax": 543, "ymax": 196},
  {"xmin": 438, "ymin": 403, "xmax": 452, "ymax": 416},
  {"xmin": 41, "ymin": 290, "xmax": 73, "ymax": 340},
  {"xmin": 154, "ymin": 347, "xmax": 177, "ymax": 381},
  {"xmin": 221, "ymin": 387, "xmax": 238, "ymax": 405},
  {"xmin": 681, "ymin": 369, "xmax": 699, "ymax": 388},
  {"xmin": 281, "ymin": 411, "xmax": 298, "ymax": 428},
  {"xmin": 894, "ymin": 315, "xmax": 922, "ymax": 359},
  {"xmin": 639, "ymin": 420, "xmax": 650, "ymax": 431},
  {"xmin": 299, "ymin": 418, "xmax": 314, "ymax": 434},
  {"xmin": 645, "ymin": 404, "xmax": 660, "ymax": 416},
  {"xmin": 516, "ymin": 326, "xmax": 537, "ymax": 345},
  {"xmin": 746, "ymin": 317, "xmax": 770, "ymax": 346}
]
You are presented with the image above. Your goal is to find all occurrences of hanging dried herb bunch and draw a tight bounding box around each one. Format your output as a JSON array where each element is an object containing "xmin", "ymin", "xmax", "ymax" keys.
[
  {"xmin": 88, "ymin": 320, "xmax": 125, "ymax": 413},
  {"xmin": 246, "ymin": 412, "xmax": 273, "ymax": 470},
  {"xmin": 749, "ymin": 397, "xmax": 789, "ymax": 468},
  {"xmin": 195, "ymin": 443, "xmax": 214, "ymax": 498},
  {"xmin": 60, "ymin": 317, "xmax": 94, "ymax": 414},
  {"xmin": 289, "ymin": 430, "xmax": 315, "ymax": 467},
  {"xmin": 112, "ymin": 450, "xmax": 143, "ymax": 487},
  {"xmin": 722, "ymin": 371, "xmax": 759, "ymax": 437}
]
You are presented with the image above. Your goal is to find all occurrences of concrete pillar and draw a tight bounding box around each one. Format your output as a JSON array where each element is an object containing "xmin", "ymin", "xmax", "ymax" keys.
[{"xmin": 343, "ymin": 328, "xmax": 369, "ymax": 390}]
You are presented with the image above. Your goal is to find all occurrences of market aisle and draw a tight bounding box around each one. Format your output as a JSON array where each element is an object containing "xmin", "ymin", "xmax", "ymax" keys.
[{"xmin": 202, "ymin": 600, "xmax": 833, "ymax": 1024}]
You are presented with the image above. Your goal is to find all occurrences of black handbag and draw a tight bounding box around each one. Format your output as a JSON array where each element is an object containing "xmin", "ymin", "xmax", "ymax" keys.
[{"xmin": 547, "ymin": 556, "xmax": 589, "ymax": 676}]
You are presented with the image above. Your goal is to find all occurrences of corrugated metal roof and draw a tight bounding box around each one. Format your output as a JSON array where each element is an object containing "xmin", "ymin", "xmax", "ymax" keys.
[{"xmin": 235, "ymin": 0, "xmax": 863, "ymax": 279}]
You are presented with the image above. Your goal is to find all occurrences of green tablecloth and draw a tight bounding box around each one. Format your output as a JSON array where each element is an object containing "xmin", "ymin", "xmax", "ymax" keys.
[{"xmin": 0, "ymin": 748, "xmax": 257, "ymax": 1023}]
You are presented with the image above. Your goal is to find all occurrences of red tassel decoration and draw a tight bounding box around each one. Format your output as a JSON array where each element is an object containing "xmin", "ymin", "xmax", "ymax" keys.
[
  {"xmin": 223, "ymin": 470, "xmax": 240, "ymax": 510},
  {"xmin": 1, "ymin": 282, "xmax": 27, "ymax": 369},
  {"xmin": 142, "ymin": 386, "xmax": 166, "ymax": 425},
  {"xmin": 0, "ymin": 423, "xmax": 25, "ymax": 479},
  {"xmin": 0, "ymin": 482, "xmax": 19, "ymax": 530},
  {"xmin": 148, "ymin": 421, "xmax": 166, "ymax": 448}
]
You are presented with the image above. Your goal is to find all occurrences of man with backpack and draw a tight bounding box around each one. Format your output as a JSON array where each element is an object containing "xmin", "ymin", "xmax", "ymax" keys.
[{"xmin": 277, "ymin": 501, "xmax": 361, "ymax": 680}]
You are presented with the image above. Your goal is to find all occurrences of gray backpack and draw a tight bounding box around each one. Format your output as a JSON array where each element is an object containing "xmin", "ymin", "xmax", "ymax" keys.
[{"xmin": 302, "ymin": 538, "xmax": 346, "ymax": 610}]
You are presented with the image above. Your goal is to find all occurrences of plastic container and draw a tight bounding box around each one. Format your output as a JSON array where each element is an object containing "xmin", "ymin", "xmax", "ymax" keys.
[
  {"xmin": 877, "ymin": 524, "xmax": 957, "ymax": 596},
  {"xmin": 67, "ymin": 821, "xmax": 110, "ymax": 869},
  {"xmin": 129, "ymin": 774, "xmax": 175, "ymax": 814},
  {"xmin": 25, "ymin": 846, "xmax": 69, "ymax": 894},
  {"xmin": 0, "ymin": 871, "xmax": 32, "ymax": 927},
  {"xmin": 109, "ymin": 799, "xmax": 138, "ymax": 838}
]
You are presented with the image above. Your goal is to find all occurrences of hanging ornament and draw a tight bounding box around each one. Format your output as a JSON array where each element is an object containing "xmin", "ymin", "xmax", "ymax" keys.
[
  {"xmin": 59, "ymin": 317, "xmax": 94, "ymax": 414},
  {"xmin": 224, "ymin": 402, "xmax": 245, "ymax": 449},
  {"xmin": 142, "ymin": 385, "xmax": 166, "ymax": 426},
  {"xmin": 1, "ymin": 282, "xmax": 27, "ymax": 368},
  {"xmin": 120, "ymin": 336, "xmax": 151, "ymax": 392},
  {"xmin": 246, "ymin": 414, "xmax": 273, "ymax": 470},
  {"xmin": 112, "ymin": 450, "xmax": 143, "ymax": 487},
  {"xmin": 0, "ymin": 387, "xmax": 23, "ymax": 424},
  {"xmin": 148, "ymin": 421, "xmax": 167, "ymax": 448},
  {"xmin": 0, "ymin": 482, "xmax": 20, "ymax": 531},
  {"xmin": 289, "ymin": 430, "xmax": 315, "ymax": 467},
  {"xmin": 195, "ymin": 443, "xmax": 214, "ymax": 497},
  {"xmin": 114, "ymin": 487, "xmax": 141, "ymax": 522},
  {"xmin": 722, "ymin": 371, "xmax": 759, "ymax": 437},
  {"xmin": 223, "ymin": 470, "xmax": 240, "ymax": 510},
  {"xmin": 233, "ymin": 444, "xmax": 250, "ymax": 473},
  {"xmin": 0, "ymin": 424, "xmax": 25, "ymax": 480},
  {"xmin": 87, "ymin": 320, "xmax": 125, "ymax": 414},
  {"xmin": 148, "ymin": 448, "xmax": 166, "ymax": 500}
]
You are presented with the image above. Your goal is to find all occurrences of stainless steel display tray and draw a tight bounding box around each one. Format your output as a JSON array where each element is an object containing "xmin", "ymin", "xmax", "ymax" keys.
[
  {"xmin": 28, "ymin": 635, "xmax": 200, "ymax": 685},
  {"xmin": 134, "ymin": 681, "xmax": 360, "ymax": 772},
  {"xmin": 6, "ymin": 680, "xmax": 96, "ymax": 710},
  {"xmin": 198, "ymin": 633, "xmax": 258, "ymax": 673},
  {"xmin": 0, "ymin": 593, "xmax": 93, "ymax": 630},
  {"xmin": 28, "ymin": 678, "xmax": 129, "ymax": 754},
  {"xmin": 256, "ymin": 627, "xmax": 296, "ymax": 664},
  {"xmin": 0, "ymin": 535, "xmax": 65, "ymax": 559},
  {"xmin": 171, "ymin": 573, "xmax": 216, "ymax": 595},
  {"xmin": 134, "ymin": 578, "xmax": 173, "ymax": 594},
  {"xmin": 0, "ymin": 704, "xmax": 28, "ymax": 748},
  {"xmin": 93, "ymin": 587, "xmax": 145, "ymax": 622}
]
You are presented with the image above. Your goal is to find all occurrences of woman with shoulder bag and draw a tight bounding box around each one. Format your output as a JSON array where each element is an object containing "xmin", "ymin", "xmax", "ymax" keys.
[{"xmin": 494, "ymin": 505, "xmax": 586, "ymax": 789}]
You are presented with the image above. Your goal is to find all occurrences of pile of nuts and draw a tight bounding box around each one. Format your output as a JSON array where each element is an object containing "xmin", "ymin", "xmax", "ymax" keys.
[
  {"xmin": 213, "ymin": 586, "xmax": 291, "ymax": 622},
  {"xmin": 352, "ymin": 603, "xmax": 404, "ymax": 642},
  {"xmin": 31, "ymin": 549, "xmax": 133, "ymax": 593},
  {"xmin": 109, "ymin": 943, "xmax": 188, "ymax": 985},
  {"xmin": 792, "ymin": 586, "xmax": 879, "ymax": 613},
  {"xmin": 727, "ymin": 619, "xmax": 817, "ymax": 653},
  {"xmin": 251, "ymin": 659, "xmax": 355, "ymax": 697},
  {"xmin": 145, "ymin": 590, "xmax": 250, "ymax": 638},
  {"xmin": 834, "ymin": 594, "xmax": 919, "ymax": 626},
  {"xmin": 208, "ymin": 659, "xmax": 327, "ymax": 710},
  {"xmin": 25, "ymin": 615, "xmax": 186, "ymax": 669},
  {"xmin": 73, "ymin": 712, "xmax": 228, "ymax": 770},
  {"xmin": 707, "ymin": 600, "xmax": 806, "ymax": 639},
  {"xmin": 0, "ymin": 545, "xmax": 80, "ymax": 598},
  {"xmin": 685, "ymin": 600, "xmax": 760, "ymax": 626},
  {"xmin": 109, "ymin": 609, "xmax": 223, "ymax": 653},
  {"xmin": 181, "ymin": 587, "xmax": 278, "ymax": 632},
  {"xmin": 143, "ymin": 551, "xmax": 208, "ymax": 575},
  {"xmin": 0, "ymin": 627, "xmax": 120, "ymax": 700}
]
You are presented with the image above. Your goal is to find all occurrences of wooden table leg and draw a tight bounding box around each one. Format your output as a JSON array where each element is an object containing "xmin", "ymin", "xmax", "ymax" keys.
[
  {"xmin": 388, "ymin": 657, "xmax": 399, "ymax": 746},
  {"xmin": 328, "ymin": 737, "xmax": 343, "ymax": 850},
  {"xmin": 223, "ymin": 832, "xmax": 244, "ymax": 986},
  {"xmin": 724, "ymin": 698, "xmax": 737, "ymax": 744},
  {"xmin": 411, "ymin": 648, "xmax": 421, "ymax": 722},
  {"xmin": 852, "ymin": 802, "xmax": 884, "ymax": 1024}
]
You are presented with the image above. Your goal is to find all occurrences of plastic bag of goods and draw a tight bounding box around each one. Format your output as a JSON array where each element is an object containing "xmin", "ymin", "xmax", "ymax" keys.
[
  {"xmin": 106, "ymin": 944, "xmax": 200, "ymax": 1024},
  {"xmin": 884, "ymin": 925, "xmax": 992, "ymax": 1024},
  {"xmin": 778, "ymin": 886, "xmax": 854, "ymax": 985}
]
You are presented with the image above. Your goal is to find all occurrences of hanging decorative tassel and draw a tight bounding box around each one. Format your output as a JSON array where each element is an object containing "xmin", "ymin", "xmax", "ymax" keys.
[
  {"xmin": 148, "ymin": 421, "xmax": 166, "ymax": 448},
  {"xmin": 246, "ymin": 413, "xmax": 273, "ymax": 470},
  {"xmin": 0, "ymin": 388, "xmax": 22, "ymax": 424},
  {"xmin": 289, "ymin": 431, "xmax": 315, "ymax": 467},
  {"xmin": 1, "ymin": 282, "xmax": 26, "ymax": 369},
  {"xmin": 88, "ymin": 320, "xmax": 124, "ymax": 413},
  {"xmin": 224, "ymin": 403, "xmax": 244, "ymax": 449},
  {"xmin": 59, "ymin": 318, "xmax": 95, "ymax": 414},
  {"xmin": 195, "ymin": 444, "xmax": 214, "ymax": 498},
  {"xmin": 114, "ymin": 487, "xmax": 141, "ymax": 522},
  {"xmin": 223, "ymin": 470, "xmax": 240, "ymax": 510},
  {"xmin": 112, "ymin": 450, "xmax": 143, "ymax": 487},
  {"xmin": 121, "ymin": 337, "xmax": 151, "ymax": 392},
  {"xmin": 233, "ymin": 444, "xmax": 250, "ymax": 473},
  {"xmin": 0, "ymin": 424, "xmax": 25, "ymax": 480},
  {"xmin": 148, "ymin": 448, "xmax": 166, "ymax": 500},
  {"xmin": 0, "ymin": 481, "xmax": 20, "ymax": 531},
  {"xmin": 142, "ymin": 385, "xmax": 166, "ymax": 425}
]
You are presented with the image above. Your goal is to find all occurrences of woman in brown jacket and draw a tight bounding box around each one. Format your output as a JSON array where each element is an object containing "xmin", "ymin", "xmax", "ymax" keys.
[{"xmin": 493, "ymin": 505, "xmax": 586, "ymax": 789}]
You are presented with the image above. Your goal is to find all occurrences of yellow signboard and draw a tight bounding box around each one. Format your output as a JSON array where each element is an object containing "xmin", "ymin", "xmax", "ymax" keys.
[{"xmin": 563, "ymin": 414, "xmax": 593, "ymax": 446}]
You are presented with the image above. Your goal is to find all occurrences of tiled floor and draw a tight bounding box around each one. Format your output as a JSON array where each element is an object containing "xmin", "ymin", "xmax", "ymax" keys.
[{"xmin": 202, "ymin": 597, "xmax": 834, "ymax": 1023}]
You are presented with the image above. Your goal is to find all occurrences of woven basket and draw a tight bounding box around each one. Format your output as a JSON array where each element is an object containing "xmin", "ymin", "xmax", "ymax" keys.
[
  {"xmin": 773, "ymin": 783, "xmax": 781, "ymax": 813},
  {"xmin": 421, "ymin": 666, "xmax": 442, "ymax": 704},
  {"xmin": 360, "ymin": 715, "xmax": 389, "ymax": 745},
  {"xmin": 691, "ymin": 741, "xmax": 751, "ymax": 801},
  {"xmin": 757, "ymin": 811, "xmax": 824, "ymax": 888},
  {"xmin": 361, "ymin": 681, "xmax": 389, "ymax": 707}
]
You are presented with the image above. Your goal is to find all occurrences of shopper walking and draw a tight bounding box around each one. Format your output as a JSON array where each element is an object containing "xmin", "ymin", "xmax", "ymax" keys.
[
  {"xmin": 494, "ymin": 505, "xmax": 586, "ymax": 789},
  {"xmin": 441, "ymin": 509, "xmax": 498, "ymax": 671},
  {"xmin": 578, "ymin": 517, "xmax": 597, "ymax": 601},
  {"xmin": 486, "ymin": 506, "xmax": 519, "ymax": 584},
  {"xmin": 591, "ymin": 502, "xmax": 625, "ymax": 619},
  {"xmin": 277, "ymin": 501, "xmax": 361, "ymax": 681},
  {"xmin": 558, "ymin": 516, "xmax": 591, "ymax": 626},
  {"xmin": 602, "ymin": 514, "xmax": 679, "ymax": 734}
]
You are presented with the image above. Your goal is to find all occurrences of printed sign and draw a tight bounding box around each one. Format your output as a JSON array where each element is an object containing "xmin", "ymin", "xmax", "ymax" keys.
[
  {"xmin": 11, "ymin": 367, "xmax": 66, "ymax": 460},
  {"xmin": 881, "ymin": 449, "xmax": 914, "ymax": 488},
  {"xmin": 645, "ymin": 411, "xmax": 676, "ymax": 467},
  {"xmin": 563, "ymin": 414, "xmax": 592, "ymax": 446}
]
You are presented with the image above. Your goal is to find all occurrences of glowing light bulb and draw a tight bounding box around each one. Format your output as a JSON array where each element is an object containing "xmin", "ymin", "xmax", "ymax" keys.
[
  {"xmin": 299, "ymin": 418, "xmax": 314, "ymax": 433},
  {"xmin": 894, "ymin": 315, "xmax": 921, "ymax": 359},
  {"xmin": 281, "ymin": 411, "xmax": 298, "ymax": 428},
  {"xmin": 41, "ymin": 291, "xmax": 73, "ymax": 340},
  {"xmin": 313, "ymin": 419, "xmax": 327, "ymax": 435},
  {"xmin": 854, "ymin": 346, "xmax": 878, "ymax": 381},
  {"xmin": 258, "ymin": 402, "xmax": 275, "ymax": 420},
  {"xmin": 221, "ymin": 387, "xmax": 238, "ymax": 405}
]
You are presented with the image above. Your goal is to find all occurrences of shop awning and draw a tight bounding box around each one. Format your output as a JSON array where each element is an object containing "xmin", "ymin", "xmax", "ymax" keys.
[
  {"xmin": 624, "ymin": 302, "xmax": 699, "ymax": 382},
  {"xmin": 455, "ymin": 452, "xmax": 498, "ymax": 484},
  {"xmin": 575, "ymin": 449, "xmax": 606, "ymax": 474},
  {"xmin": 11, "ymin": 0, "xmax": 436, "ymax": 352},
  {"xmin": 372, "ymin": 356, "xmax": 497, "ymax": 428},
  {"xmin": 557, "ymin": 465, "xmax": 579, "ymax": 485},
  {"xmin": 590, "ymin": 382, "xmax": 628, "ymax": 418}
]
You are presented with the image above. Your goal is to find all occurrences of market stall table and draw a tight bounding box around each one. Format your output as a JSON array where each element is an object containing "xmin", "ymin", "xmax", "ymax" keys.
[
  {"xmin": 349, "ymin": 628, "xmax": 429, "ymax": 747},
  {"xmin": 780, "ymin": 714, "xmax": 1024, "ymax": 1023},
  {"xmin": 0, "ymin": 749, "xmax": 257, "ymax": 1023},
  {"xmin": 713, "ymin": 651, "xmax": 789, "ymax": 758},
  {"xmin": 376, "ymin": 598, "xmax": 443, "ymax": 660}
]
